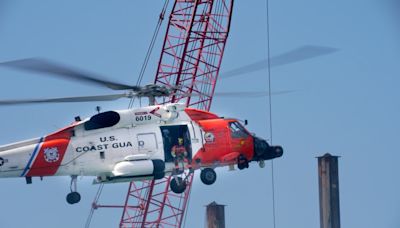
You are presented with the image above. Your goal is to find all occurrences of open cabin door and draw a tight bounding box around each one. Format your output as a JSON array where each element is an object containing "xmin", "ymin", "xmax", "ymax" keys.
[{"xmin": 160, "ymin": 125, "xmax": 192, "ymax": 163}]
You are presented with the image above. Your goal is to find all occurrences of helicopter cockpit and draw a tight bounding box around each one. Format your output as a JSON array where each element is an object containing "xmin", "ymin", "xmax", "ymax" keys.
[{"xmin": 228, "ymin": 121, "xmax": 249, "ymax": 139}]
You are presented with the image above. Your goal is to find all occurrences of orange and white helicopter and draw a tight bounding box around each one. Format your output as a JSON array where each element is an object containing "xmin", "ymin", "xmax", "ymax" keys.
[{"xmin": 0, "ymin": 58, "xmax": 283, "ymax": 204}]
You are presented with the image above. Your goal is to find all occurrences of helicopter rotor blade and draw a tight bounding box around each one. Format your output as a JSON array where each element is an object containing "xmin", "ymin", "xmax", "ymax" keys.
[
  {"xmin": 0, "ymin": 58, "xmax": 141, "ymax": 91},
  {"xmin": 213, "ymin": 90, "xmax": 295, "ymax": 97},
  {"xmin": 220, "ymin": 45, "xmax": 338, "ymax": 79},
  {"xmin": 0, "ymin": 93, "xmax": 132, "ymax": 106},
  {"xmin": 176, "ymin": 90, "xmax": 295, "ymax": 98},
  {"xmin": 0, "ymin": 89, "xmax": 293, "ymax": 106}
]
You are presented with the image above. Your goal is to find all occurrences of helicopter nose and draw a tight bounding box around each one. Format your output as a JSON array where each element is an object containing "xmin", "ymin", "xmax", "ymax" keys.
[
  {"xmin": 253, "ymin": 137, "xmax": 283, "ymax": 161},
  {"xmin": 272, "ymin": 145, "xmax": 283, "ymax": 158}
]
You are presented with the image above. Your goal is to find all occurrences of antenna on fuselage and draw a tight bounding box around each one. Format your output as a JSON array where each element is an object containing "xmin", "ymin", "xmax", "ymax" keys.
[{"xmin": 148, "ymin": 96, "xmax": 156, "ymax": 106}]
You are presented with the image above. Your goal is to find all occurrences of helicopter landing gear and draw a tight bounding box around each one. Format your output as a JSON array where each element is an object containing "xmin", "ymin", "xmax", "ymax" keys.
[
  {"xmin": 200, "ymin": 168, "xmax": 216, "ymax": 185},
  {"xmin": 170, "ymin": 176, "xmax": 187, "ymax": 194},
  {"xmin": 66, "ymin": 192, "xmax": 81, "ymax": 205},
  {"xmin": 66, "ymin": 175, "xmax": 81, "ymax": 204},
  {"xmin": 169, "ymin": 162, "xmax": 194, "ymax": 194},
  {"xmin": 237, "ymin": 154, "xmax": 249, "ymax": 170}
]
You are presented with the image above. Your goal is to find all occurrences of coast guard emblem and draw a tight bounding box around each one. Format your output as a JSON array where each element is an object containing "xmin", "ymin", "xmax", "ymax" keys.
[
  {"xmin": 204, "ymin": 132, "xmax": 215, "ymax": 143},
  {"xmin": 44, "ymin": 147, "xmax": 60, "ymax": 163}
]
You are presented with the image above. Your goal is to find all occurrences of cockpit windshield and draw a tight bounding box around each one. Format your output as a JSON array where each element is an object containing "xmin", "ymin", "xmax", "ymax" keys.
[
  {"xmin": 84, "ymin": 111, "xmax": 120, "ymax": 131},
  {"xmin": 229, "ymin": 121, "xmax": 249, "ymax": 138}
]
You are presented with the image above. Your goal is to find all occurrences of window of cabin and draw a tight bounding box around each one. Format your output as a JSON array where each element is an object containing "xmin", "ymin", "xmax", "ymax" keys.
[
  {"xmin": 229, "ymin": 121, "xmax": 249, "ymax": 138},
  {"xmin": 84, "ymin": 111, "xmax": 120, "ymax": 131}
]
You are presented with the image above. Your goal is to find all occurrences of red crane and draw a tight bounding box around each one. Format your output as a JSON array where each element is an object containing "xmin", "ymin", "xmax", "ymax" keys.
[
  {"xmin": 121, "ymin": 1, "xmax": 234, "ymax": 227},
  {"xmin": 90, "ymin": 1, "xmax": 234, "ymax": 227}
]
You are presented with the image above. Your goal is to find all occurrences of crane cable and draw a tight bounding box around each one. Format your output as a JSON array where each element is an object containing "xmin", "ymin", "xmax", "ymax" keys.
[
  {"xmin": 84, "ymin": 183, "xmax": 104, "ymax": 228},
  {"xmin": 266, "ymin": 0, "xmax": 277, "ymax": 228},
  {"xmin": 128, "ymin": 0, "xmax": 170, "ymax": 108},
  {"xmin": 85, "ymin": 2, "xmax": 171, "ymax": 228}
]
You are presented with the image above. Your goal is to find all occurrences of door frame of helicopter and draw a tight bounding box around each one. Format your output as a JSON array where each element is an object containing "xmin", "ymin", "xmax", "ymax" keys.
[{"xmin": 160, "ymin": 124, "xmax": 195, "ymax": 194}]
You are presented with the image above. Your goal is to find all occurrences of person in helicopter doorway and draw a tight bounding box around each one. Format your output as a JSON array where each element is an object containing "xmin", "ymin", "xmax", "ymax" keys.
[{"xmin": 171, "ymin": 137, "xmax": 189, "ymax": 172}]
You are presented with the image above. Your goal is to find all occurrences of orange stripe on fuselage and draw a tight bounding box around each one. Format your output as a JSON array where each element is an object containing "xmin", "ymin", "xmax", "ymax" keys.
[{"xmin": 26, "ymin": 126, "xmax": 73, "ymax": 177}]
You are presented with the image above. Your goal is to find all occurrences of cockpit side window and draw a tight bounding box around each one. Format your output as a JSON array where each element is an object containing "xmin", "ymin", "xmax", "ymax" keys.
[
  {"xmin": 84, "ymin": 111, "xmax": 120, "ymax": 131},
  {"xmin": 229, "ymin": 121, "xmax": 249, "ymax": 138}
]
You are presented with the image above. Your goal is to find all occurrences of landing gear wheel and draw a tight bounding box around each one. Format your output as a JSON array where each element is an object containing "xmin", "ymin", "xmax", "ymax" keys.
[
  {"xmin": 67, "ymin": 175, "xmax": 80, "ymax": 204},
  {"xmin": 200, "ymin": 168, "xmax": 217, "ymax": 185},
  {"xmin": 237, "ymin": 155, "xmax": 249, "ymax": 170},
  {"xmin": 66, "ymin": 192, "xmax": 81, "ymax": 204},
  {"xmin": 170, "ymin": 177, "xmax": 187, "ymax": 194}
]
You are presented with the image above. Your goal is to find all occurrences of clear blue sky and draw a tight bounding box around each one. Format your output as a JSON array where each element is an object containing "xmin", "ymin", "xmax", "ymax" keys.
[{"xmin": 0, "ymin": 1, "xmax": 399, "ymax": 227}]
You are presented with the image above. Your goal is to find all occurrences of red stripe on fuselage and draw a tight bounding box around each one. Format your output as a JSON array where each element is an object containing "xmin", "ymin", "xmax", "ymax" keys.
[{"xmin": 26, "ymin": 126, "xmax": 73, "ymax": 177}]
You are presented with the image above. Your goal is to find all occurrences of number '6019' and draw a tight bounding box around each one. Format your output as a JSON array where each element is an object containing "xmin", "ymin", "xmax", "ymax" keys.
[{"xmin": 136, "ymin": 115, "xmax": 151, "ymax": 121}]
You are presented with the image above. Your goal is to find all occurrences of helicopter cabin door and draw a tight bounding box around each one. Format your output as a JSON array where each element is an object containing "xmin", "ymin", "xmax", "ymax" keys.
[{"xmin": 160, "ymin": 125, "xmax": 192, "ymax": 163}]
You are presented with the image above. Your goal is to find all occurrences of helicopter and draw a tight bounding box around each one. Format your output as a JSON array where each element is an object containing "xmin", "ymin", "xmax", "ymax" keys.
[{"xmin": 0, "ymin": 58, "xmax": 283, "ymax": 204}]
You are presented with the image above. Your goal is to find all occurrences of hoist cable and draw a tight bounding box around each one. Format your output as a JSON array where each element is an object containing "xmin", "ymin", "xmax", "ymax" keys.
[{"xmin": 266, "ymin": 0, "xmax": 277, "ymax": 228}]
